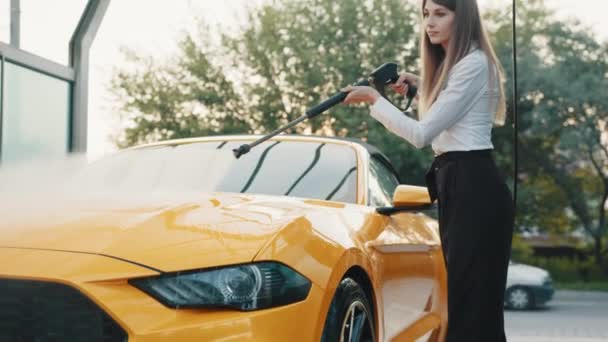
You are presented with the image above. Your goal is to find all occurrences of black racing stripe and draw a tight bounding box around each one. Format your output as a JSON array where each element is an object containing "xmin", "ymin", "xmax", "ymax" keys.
[
  {"xmin": 325, "ymin": 166, "xmax": 357, "ymax": 201},
  {"xmin": 285, "ymin": 143, "xmax": 325, "ymax": 196},
  {"xmin": 240, "ymin": 141, "xmax": 281, "ymax": 193}
]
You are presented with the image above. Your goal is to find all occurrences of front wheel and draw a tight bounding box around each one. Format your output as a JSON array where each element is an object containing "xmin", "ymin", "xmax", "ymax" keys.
[
  {"xmin": 321, "ymin": 278, "xmax": 376, "ymax": 342},
  {"xmin": 506, "ymin": 286, "xmax": 534, "ymax": 310}
]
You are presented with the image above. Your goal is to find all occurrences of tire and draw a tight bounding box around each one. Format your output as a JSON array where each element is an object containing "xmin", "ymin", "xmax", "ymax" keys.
[
  {"xmin": 506, "ymin": 286, "xmax": 534, "ymax": 310},
  {"xmin": 321, "ymin": 278, "xmax": 376, "ymax": 342}
]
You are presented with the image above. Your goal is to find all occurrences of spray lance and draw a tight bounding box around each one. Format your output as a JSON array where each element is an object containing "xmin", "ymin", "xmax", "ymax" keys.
[{"xmin": 232, "ymin": 62, "xmax": 418, "ymax": 159}]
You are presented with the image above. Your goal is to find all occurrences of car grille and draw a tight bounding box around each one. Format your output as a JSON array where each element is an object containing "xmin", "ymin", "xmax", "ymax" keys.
[{"xmin": 0, "ymin": 278, "xmax": 127, "ymax": 342}]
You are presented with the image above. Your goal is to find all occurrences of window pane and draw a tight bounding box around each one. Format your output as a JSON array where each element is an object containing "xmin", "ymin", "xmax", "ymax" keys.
[
  {"xmin": 69, "ymin": 140, "xmax": 359, "ymax": 204},
  {"xmin": 373, "ymin": 158, "xmax": 399, "ymax": 196},
  {"xmin": 1, "ymin": 62, "xmax": 70, "ymax": 163},
  {"xmin": 0, "ymin": 1, "xmax": 9, "ymax": 43},
  {"xmin": 368, "ymin": 158, "xmax": 398, "ymax": 207}
]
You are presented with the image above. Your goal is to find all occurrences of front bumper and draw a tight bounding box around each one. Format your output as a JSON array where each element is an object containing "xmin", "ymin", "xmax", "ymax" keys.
[{"xmin": 0, "ymin": 248, "xmax": 325, "ymax": 341}]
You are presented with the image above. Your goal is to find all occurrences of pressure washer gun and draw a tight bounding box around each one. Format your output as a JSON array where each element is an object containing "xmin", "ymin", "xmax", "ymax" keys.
[
  {"xmin": 368, "ymin": 62, "xmax": 418, "ymax": 112},
  {"xmin": 232, "ymin": 62, "xmax": 417, "ymax": 159}
]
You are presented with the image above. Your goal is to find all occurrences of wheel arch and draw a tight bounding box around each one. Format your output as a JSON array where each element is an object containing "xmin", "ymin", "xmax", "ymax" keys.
[
  {"xmin": 314, "ymin": 247, "xmax": 382, "ymax": 342},
  {"xmin": 343, "ymin": 265, "xmax": 377, "ymax": 325}
]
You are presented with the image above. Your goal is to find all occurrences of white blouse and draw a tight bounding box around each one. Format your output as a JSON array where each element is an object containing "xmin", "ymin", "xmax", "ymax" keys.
[{"xmin": 370, "ymin": 48, "xmax": 499, "ymax": 155}]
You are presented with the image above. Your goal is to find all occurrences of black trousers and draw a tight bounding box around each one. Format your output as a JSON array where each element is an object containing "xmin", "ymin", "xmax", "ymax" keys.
[{"xmin": 425, "ymin": 149, "xmax": 515, "ymax": 342}]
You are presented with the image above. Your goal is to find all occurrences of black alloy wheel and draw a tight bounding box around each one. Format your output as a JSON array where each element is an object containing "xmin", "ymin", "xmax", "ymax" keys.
[{"xmin": 321, "ymin": 278, "xmax": 376, "ymax": 342}]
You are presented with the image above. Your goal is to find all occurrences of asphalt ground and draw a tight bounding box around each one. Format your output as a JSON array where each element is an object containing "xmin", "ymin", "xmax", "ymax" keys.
[{"xmin": 505, "ymin": 290, "xmax": 608, "ymax": 342}]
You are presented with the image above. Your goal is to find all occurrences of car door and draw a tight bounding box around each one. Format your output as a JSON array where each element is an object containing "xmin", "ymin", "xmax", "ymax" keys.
[{"xmin": 367, "ymin": 156, "xmax": 439, "ymax": 340}]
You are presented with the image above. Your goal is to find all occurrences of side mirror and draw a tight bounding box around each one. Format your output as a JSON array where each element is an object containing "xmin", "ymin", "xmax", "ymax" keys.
[
  {"xmin": 376, "ymin": 185, "xmax": 435, "ymax": 216},
  {"xmin": 393, "ymin": 185, "xmax": 431, "ymax": 206}
]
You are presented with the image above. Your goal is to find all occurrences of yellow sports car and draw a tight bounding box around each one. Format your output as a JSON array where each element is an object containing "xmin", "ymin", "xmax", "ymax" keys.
[{"xmin": 0, "ymin": 135, "xmax": 447, "ymax": 341}]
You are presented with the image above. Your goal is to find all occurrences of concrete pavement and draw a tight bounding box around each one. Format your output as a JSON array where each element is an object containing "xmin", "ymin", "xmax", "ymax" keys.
[{"xmin": 505, "ymin": 290, "xmax": 608, "ymax": 342}]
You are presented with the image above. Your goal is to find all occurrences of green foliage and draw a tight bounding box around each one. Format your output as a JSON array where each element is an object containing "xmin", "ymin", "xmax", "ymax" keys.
[
  {"xmin": 519, "ymin": 256, "xmax": 605, "ymax": 283},
  {"xmin": 110, "ymin": 0, "xmax": 433, "ymax": 183},
  {"xmin": 554, "ymin": 281, "xmax": 608, "ymax": 292},
  {"xmin": 514, "ymin": 174, "xmax": 573, "ymax": 234},
  {"xmin": 510, "ymin": 234, "xmax": 534, "ymax": 262},
  {"xmin": 504, "ymin": 0, "xmax": 608, "ymax": 266},
  {"xmin": 478, "ymin": 1, "xmax": 608, "ymax": 269},
  {"xmin": 110, "ymin": 38, "xmax": 252, "ymax": 148}
]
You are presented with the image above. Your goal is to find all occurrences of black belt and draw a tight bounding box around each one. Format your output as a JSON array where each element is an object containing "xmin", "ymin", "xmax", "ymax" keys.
[{"xmin": 425, "ymin": 149, "xmax": 493, "ymax": 202}]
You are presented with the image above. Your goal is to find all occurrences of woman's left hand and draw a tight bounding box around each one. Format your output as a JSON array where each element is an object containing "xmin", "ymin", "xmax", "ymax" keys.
[{"xmin": 341, "ymin": 86, "xmax": 381, "ymax": 105}]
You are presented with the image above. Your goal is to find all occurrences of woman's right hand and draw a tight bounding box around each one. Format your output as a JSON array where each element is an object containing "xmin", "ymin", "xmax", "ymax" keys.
[{"xmin": 390, "ymin": 72, "xmax": 419, "ymax": 96}]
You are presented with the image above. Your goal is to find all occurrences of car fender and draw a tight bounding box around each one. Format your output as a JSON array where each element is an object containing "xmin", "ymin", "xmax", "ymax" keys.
[{"xmin": 253, "ymin": 212, "xmax": 383, "ymax": 341}]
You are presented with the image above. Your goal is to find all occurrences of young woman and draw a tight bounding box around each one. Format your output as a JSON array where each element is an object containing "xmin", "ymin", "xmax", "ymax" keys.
[{"xmin": 341, "ymin": 0, "xmax": 515, "ymax": 341}]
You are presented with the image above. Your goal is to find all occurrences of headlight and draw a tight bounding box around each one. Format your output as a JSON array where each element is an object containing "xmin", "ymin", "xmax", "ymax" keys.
[{"xmin": 129, "ymin": 262, "xmax": 311, "ymax": 311}]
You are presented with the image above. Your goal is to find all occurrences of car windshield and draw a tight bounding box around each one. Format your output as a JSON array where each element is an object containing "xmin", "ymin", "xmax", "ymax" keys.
[{"xmin": 71, "ymin": 140, "xmax": 359, "ymax": 203}]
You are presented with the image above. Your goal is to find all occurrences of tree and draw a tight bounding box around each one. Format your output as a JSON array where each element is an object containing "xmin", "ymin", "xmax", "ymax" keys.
[
  {"xmin": 110, "ymin": 0, "xmax": 437, "ymax": 184},
  {"xmin": 488, "ymin": 0, "xmax": 608, "ymax": 268}
]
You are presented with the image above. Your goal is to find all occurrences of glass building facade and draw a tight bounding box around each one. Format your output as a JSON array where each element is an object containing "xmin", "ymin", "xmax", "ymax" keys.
[
  {"xmin": 0, "ymin": 60, "xmax": 71, "ymax": 163},
  {"xmin": 0, "ymin": 0, "xmax": 109, "ymax": 164}
]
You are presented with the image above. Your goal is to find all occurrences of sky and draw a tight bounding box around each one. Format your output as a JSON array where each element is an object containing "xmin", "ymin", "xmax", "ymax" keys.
[{"xmin": 0, "ymin": 0, "xmax": 607, "ymax": 160}]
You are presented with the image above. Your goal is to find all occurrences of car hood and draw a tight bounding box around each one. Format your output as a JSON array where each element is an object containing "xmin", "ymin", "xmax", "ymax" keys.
[{"xmin": 0, "ymin": 192, "xmax": 333, "ymax": 272}]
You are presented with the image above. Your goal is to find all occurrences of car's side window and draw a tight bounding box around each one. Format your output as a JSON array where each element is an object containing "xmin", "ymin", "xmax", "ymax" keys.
[{"xmin": 368, "ymin": 157, "xmax": 400, "ymax": 207}]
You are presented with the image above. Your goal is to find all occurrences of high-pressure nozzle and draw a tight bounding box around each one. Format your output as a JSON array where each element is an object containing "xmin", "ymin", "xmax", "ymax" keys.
[{"xmin": 232, "ymin": 144, "xmax": 251, "ymax": 159}]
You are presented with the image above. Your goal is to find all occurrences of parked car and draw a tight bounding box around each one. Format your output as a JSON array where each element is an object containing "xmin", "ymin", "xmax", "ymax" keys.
[
  {"xmin": 505, "ymin": 261, "xmax": 555, "ymax": 310},
  {"xmin": 0, "ymin": 135, "xmax": 448, "ymax": 342}
]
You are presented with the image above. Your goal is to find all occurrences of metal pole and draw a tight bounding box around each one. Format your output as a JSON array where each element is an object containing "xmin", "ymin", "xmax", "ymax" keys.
[
  {"xmin": 10, "ymin": 0, "xmax": 20, "ymax": 48},
  {"xmin": 512, "ymin": 0, "xmax": 519, "ymax": 212},
  {"xmin": 0, "ymin": 56, "xmax": 4, "ymax": 163},
  {"xmin": 69, "ymin": 0, "xmax": 111, "ymax": 153}
]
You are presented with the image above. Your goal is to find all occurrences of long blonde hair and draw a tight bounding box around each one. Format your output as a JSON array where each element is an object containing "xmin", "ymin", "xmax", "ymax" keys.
[{"xmin": 419, "ymin": 0, "xmax": 506, "ymax": 126}]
